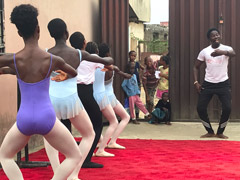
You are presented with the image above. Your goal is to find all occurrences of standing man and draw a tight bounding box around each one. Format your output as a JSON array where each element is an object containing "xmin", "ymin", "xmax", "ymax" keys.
[{"xmin": 193, "ymin": 28, "xmax": 236, "ymax": 139}]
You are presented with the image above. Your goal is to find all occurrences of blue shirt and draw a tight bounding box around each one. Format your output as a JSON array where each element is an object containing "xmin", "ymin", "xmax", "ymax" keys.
[{"xmin": 121, "ymin": 74, "xmax": 140, "ymax": 97}]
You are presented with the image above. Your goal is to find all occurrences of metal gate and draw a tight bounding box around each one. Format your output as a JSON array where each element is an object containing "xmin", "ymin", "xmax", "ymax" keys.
[{"xmin": 169, "ymin": 0, "xmax": 240, "ymax": 121}]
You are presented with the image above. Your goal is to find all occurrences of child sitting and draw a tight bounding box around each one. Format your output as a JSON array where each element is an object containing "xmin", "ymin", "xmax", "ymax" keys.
[
  {"xmin": 122, "ymin": 62, "xmax": 150, "ymax": 124},
  {"xmin": 149, "ymin": 92, "xmax": 171, "ymax": 125}
]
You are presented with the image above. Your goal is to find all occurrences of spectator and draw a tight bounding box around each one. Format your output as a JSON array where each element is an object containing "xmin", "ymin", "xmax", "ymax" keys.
[
  {"xmin": 142, "ymin": 56, "xmax": 159, "ymax": 114},
  {"xmin": 149, "ymin": 92, "xmax": 171, "ymax": 125},
  {"xmin": 122, "ymin": 62, "xmax": 150, "ymax": 124},
  {"xmin": 125, "ymin": 50, "xmax": 144, "ymax": 119},
  {"xmin": 156, "ymin": 55, "xmax": 169, "ymax": 99}
]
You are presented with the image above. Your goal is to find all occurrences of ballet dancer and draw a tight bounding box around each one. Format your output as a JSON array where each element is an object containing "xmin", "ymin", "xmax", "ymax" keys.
[
  {"xmin": 83, "ymin": 42, "xmax": 119, "ymax": 157},
  {"xmin": 43, "ymin": 18, "xmax": 113, "ymax": 180},
  {"xmin": 0, "ymin": 4, "xmax": 81, "ymax": 180},
  {"xmin": 70, "ymin": 33, "xmax": 105, "ymax": 167},
  {"xmin": 98, "ymin": 43, "xmax": 131, "ymax": 149}
]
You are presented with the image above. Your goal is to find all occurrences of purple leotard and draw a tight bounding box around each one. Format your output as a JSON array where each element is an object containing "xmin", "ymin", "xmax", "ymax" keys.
[{"xmin": 14, "ymin": 54, "xmax": 56, "ymax": 136}]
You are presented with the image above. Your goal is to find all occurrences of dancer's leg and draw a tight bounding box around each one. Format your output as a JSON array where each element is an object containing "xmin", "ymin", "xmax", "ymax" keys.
[
  {"xmin": 97, "ymin": 134, "xmax": 103, "ymax": 147},
  {"xmin": 95, "ymin": 105, "xmax": 118, "ymax": 157},
  {"xmin": 216, "ymin": 87, "xmax": 231, "ymax": 138},
  {"xmin": 77, "ymin": 84, "xmax": 103, "ymax": 167},
  {"xmin": 43, "ymin": 118, "xmax": 61, "ymax": 173},
  {"xmin": 0, "ymin": 123, "xmax": 30, "ymax": 180},
  {"xmin": 108, "ymin": 103, "xmax": 130, "ymax": 149},
  {"xmin": 44, "ymin": 119, "xmax": 82, "ymax": 180},
  {"xmin": 197, "ymin": 89, "xmax": 214, "ymax": 135},
  {"xmin": 68, "ymin": 110, "xmax": 95, "ymax": 180}
]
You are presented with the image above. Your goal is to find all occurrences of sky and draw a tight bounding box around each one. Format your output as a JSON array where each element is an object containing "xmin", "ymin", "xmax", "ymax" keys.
[{"xmin": 147, "ymin": 0, "xmax": 169, "ymax": 24}]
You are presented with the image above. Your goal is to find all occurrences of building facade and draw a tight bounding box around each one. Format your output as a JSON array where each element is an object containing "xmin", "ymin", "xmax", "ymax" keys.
[
  {"xmin": 0, "ymin": 0, "xmax": 101, "ymax": 147},
  {"xmin": 129, "ymin": 0, "xmax": 150, "ymax": 59}
]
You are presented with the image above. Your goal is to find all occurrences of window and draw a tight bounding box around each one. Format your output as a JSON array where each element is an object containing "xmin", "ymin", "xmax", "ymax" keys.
[{"xmin": 153, "ymin": 32, "xmax": 159, "ymax": 41}]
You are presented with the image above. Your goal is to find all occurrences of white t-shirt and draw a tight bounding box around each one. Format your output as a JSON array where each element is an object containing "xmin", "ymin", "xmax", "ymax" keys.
[
  {"xmin": 197, "ymin": 44, "xmax": 233, "ymax": 83},
  {"xmin": 76, "ymin": 54, "xmax": 103, "ymax": 84}
]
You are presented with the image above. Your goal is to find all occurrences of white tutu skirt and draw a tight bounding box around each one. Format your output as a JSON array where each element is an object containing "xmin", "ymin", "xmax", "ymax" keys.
[
  {"xmin": 50, "ymin": 93, "xmax": 84, "ymax": 119},
  {"xmin": 93, "ymin": 92, "xmax": 110, "ymax": 111},
  {"xmin": 108, "ymin": 93, "xmax": 119, "ymax": 108}
]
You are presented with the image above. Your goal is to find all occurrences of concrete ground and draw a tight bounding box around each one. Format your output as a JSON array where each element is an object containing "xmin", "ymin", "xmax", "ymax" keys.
[{"xmin": 73, "ymin": 121, "xmax": 240, "ymax": 141}]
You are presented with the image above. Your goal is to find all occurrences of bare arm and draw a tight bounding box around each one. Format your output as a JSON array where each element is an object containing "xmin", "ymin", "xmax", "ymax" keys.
[
  {"xmin": 139, "ymin": 64, "xmax": 145, "ymax": 70},
  {"xmin": 211, "ymin": 49, "xmax": 236, "ymax": 58},
  {"xmin": 142, "ymin": 75, "xmax": 149, "ymax": 102},
  {"xmin": 116, "ymin": 71, "xmax": 132, "ymax": 79},
  {"xmin": 0, "ymin": 54, "xmax": 14, "ymax": 69},
  {"xmin": 193, "ymin": 60, "xmax": 204, "ymax": 93},
  {"xmin": 53, "ymin": 56, "xmax": 77, "ymax": 78},
  {"xmin": 0, "ymin": 67, "xmax": 16, "ymax": 75},
  {"xmin": 113, "ymin": 65, "xmax": 131, "ymax": 79},
  {"xmin": 81, "ymin": 50, "xmax": 113, "ymax": 65},
  {"xmin": 159, "ymin": 73, "xmax": 168, "ymax": 80}
]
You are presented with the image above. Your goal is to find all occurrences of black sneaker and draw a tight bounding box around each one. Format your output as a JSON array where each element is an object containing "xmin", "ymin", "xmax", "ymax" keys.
[{"xmin": 82, "ymin": 161, "xmax": 104, "ymax": 168}]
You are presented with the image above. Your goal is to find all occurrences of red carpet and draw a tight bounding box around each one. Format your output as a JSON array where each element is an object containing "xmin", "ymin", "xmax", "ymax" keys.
[{"xmin": 1, "ymin": 139, "xmax": 240, "ymax": 180}]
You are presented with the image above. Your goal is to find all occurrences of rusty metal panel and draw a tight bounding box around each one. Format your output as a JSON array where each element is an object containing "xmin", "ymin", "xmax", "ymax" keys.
[
  {"xmin": 170, "ymin": 0, "xmax": 240, "ymax": 121},
  {"xmin": 101, "ymin": 0, "xmax": 129, "ymax": 103}
]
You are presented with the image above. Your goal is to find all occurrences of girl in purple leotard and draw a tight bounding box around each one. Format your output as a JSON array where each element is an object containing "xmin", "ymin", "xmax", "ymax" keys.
[{"xmin": 0, "ymin": 4, "xmax": 82, "ymax": 180}]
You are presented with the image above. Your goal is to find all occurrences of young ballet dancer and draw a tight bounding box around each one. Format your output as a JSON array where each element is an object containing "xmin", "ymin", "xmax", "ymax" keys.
[
  {"xmin": 83, "ymin": 42, "xmax": 118, "ymax": 157},
  {"xmin": 98, "ymin": 43, "xmax": 131, "ymax": 149},
  {"xmin": 122, "ymin": 62, "xmax": 151, "ymax": 122},
  {"xmin": 0, "ymin": 4, "xmax": 81, "ymax": 180},
  {"xmin": 69, "ymin": 33, "xmax": 105, "ymax": 167},
  {"xmin": 43, "ymin": 18, "xmax": 113, "ymax": 180}
]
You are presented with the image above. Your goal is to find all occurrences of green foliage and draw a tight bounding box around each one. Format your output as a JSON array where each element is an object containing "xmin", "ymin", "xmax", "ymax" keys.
[{"xmin": 139, "ymin": 40, "xmax": 168, "ymax": 54}]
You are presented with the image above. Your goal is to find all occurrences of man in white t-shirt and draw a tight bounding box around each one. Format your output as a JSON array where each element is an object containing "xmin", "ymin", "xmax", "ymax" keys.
[{"xmin": 193, "ymin": 28, "xmax": 236, "ymax": 139}]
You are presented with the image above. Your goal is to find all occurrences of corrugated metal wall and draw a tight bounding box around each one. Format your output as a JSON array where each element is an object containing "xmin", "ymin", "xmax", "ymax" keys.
[
  {"xmin": 169, "ymin": 0, "xmax": 240, "ymax": 121},
  {"xmin": 101, "ymin": 0, "xmax": 129, "ymax": 103}
]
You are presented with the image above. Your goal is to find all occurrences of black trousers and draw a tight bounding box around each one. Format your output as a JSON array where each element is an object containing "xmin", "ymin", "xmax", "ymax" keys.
[
  {"xmin": 197, "ymin": 79, "xmax": 231, "ymax": 134},
  {"xmin": 77, "ymin": 84, "xmax": 103, "ymax": 163},
  {"xmin": 60, "ymin": 119, "xmax": 72, "ymax": 132}
]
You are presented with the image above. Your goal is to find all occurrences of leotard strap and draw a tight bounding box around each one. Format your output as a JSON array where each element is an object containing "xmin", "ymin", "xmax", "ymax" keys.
[
  {"xmin": 13, "ymin": 54, "xmax": 20, "ymax": 79},
  {"xmin": 13, "ymin": 53, "xmax": 53, "ymax": 79},
  {"xmin": 45, "ymin": 54, "xmax": 53, "ymax": 78},
  {"xmin": 77, "ymin": 49, "xmax": 82, "ymax": 62}
]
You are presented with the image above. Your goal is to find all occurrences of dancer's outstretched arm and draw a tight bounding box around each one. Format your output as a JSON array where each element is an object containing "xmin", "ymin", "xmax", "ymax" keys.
[
  {"xmin": 112, "ymin": 65, "xmax": 131, "ymax": 79},
  {"xmin": 0, "ymin": 67, "xmax": 16, "ymax": 75},
  {"xmin": 81, "ymin": 50, "xmax": 113, "ymax": 65},
  {"xmin": 0, "ymin": 53, "xmax": 15, "ymax": 69},
  {"xmin": 52, "ymin": 55, "xmax": 77, "ymax": 78}
]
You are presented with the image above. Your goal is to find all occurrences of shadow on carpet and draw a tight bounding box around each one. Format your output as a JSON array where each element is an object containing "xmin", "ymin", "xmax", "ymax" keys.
[{"xmin": 1, "ymin": 139, "xmax": 240, "ymax": 180}]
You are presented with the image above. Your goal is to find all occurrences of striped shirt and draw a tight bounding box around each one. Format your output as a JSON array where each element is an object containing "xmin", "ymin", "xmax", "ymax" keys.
[{"xmin": 142, "ymin": 63, "xmax": 159, "ymax": 88}]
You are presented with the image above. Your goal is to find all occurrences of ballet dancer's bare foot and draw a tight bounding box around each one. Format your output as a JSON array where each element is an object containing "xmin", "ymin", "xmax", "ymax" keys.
[
  {"xmin": 200, "ymin": 133, "xmax": 215, "ymax": 138},
  {"xmin": 215, "ymin": 134, "xmax": 229, "ymax": 139},
  {"xmin": 107, "ymin": 143, "xmax": 126, "ymax": 149},
  {"xmin": 95, "ymin": 150, "xmax": 115, "ymax": 157}
]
